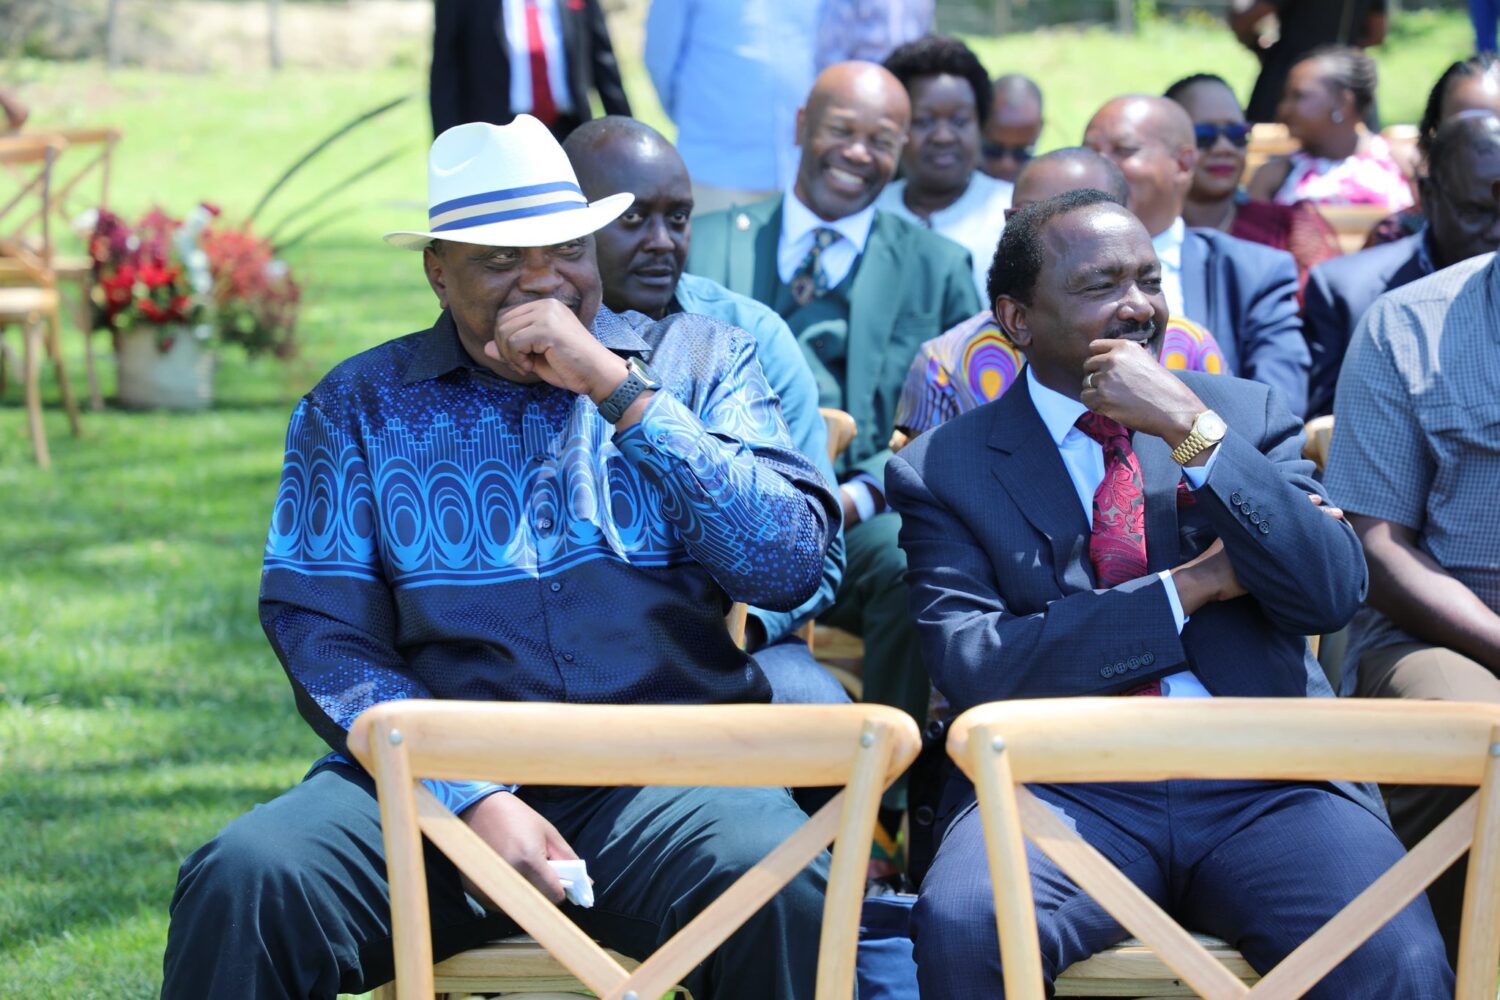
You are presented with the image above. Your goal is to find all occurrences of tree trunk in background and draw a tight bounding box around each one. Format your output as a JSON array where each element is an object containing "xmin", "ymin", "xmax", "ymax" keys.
[
  {"xmin": 268, "ymin": 0, "xmax": 283, "ymax": 70},
  {"xmin": 105, "ymin": 0, "xmax": 123, "ymax": 70}
]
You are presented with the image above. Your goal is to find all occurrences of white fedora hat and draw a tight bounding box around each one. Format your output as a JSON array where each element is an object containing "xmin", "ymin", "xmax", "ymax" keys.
[{"xmin": 384, "ymin": 115, "xmax": 632, "ymax": 250}]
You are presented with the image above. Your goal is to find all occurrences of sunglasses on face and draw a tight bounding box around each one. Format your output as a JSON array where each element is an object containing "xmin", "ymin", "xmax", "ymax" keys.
[
  {"xmin": 1193, "ymin": 123, "xmax": 1251, "ymax": 150},
  {"xmin": 982, "ymin": 142, "xmax": 1036, "ymax": 162}
]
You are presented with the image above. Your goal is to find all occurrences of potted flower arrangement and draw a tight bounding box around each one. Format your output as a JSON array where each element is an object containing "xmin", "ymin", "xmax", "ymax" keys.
[{"xmin": 88, "ymin": 205, "xmax": 302, "ymax": 409}]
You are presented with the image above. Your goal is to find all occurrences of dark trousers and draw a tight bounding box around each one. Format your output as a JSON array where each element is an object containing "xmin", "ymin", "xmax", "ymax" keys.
[
  {"xmin": 161, "ymin": 762, "xmax": 828, "ymax": 999},
  {"xmin": 913, "ymin": 778, "xmax": 1453, "ymax": 998},
  {"xmin": 820, "ymin": 512, "xmax": 926, "ymax": 723},
  {"xmin": 1473, "ymin": 0, "xmax": 1500, "ymax": 52}
]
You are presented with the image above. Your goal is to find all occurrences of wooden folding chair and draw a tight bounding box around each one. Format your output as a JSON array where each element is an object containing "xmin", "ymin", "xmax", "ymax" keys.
[
  {"xmin": 948, "ymin": 697, "xmax": 1500, "ymax": 999},
  {"xmin": 21, "ymin": 126, "xmax": 123, "ymax": 410},
  {"xmin": 1245, "ymin": 123, "xmax": 1298, "ymax": 180},
  {"xmin": 349, "ymin": 701, "xmax": 922, "ymax": 1000},
  {"xmin": 0, "ymin": 134, "xmax": 81, "ymax": 467},
  {"xmin": 1317, "ymin": 204, "xmax": 1392, "ymax": 255}
]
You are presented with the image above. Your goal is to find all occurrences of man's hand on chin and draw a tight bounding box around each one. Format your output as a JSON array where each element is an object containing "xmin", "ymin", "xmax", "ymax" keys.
[
  {"xmin": 485, "ymin": 299, "xmax": 629, "ymax": 403},
  {"xmin": 1080, "ymin": 339, "xmax": 1208, "ymax": 450},
  {"xmin": 461, "ymin": 791, "xmax": 579, "ymax": 906}
]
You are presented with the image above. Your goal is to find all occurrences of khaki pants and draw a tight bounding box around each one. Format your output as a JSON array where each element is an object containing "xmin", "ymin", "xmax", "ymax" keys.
[{"xmin": 1357, "ymin": 641, "xmax": 1500, "ymax": 962}]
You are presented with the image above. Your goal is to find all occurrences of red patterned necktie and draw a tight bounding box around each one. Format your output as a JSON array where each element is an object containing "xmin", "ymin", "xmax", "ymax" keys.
[
  {"xmin": 524, "ymin": 0, "xmax": 558, "ymax": 126},
  {"xmin": 1075, "ymin": 411, "xmax": 1160, "ymax": 696}
]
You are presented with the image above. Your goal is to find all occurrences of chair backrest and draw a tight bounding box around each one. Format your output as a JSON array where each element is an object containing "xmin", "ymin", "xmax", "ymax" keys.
[
  {"xmin": 820, "ymin": 408, "xmax": 857, "ymax": 466},
  {"xmin": 1317, "ymin": 203, "xmax": 1392, "ymax": 255},
  {"xmin": 15, "ymin": 126, "xmax": 120, "ymax": 237},
  {"xmin": 947, "ymin": 697, "xmax": 1500, "ymax": 1000},
  {"xmin": 1246, "ymin": 123, "xmax": 1298, "ymax": 179},
  {"xmin": 0, "ymin": 134, "xmax": 65, "ymax": 278},
  {"xmin": 1302, "ymin": 414, "xmax": 1334, "ymax": 474},
  {"xmin": 349, "ymin": 701, "xmax": 922, "ymax": 1000}
]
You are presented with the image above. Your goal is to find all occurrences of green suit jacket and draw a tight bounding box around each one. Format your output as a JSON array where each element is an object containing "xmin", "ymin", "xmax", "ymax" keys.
[{"xmin": 687, "ymin": 196, "xmax": 981, "ymax": 488}]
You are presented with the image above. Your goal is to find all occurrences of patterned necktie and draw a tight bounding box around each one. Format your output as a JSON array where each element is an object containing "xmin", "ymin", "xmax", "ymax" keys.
[
  {"xmin": 790, "ymin": 227, "xmax": 839, "ymax": 306},
  {"xmin": 1074, "ymin": 412, "xmax": 1160, "ymax": 695},
  {"xmin": 524, "ymin": 0, "xmax": 558, "ymax": 125}
]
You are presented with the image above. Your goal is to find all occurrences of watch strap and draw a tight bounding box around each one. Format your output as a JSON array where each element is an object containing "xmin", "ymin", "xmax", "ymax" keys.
[{"xmin": 598, "ymin": 359, "xmax": 659, "ymax": 424}]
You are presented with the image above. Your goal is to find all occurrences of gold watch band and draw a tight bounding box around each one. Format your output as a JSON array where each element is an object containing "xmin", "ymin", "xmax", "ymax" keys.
[{"xmin": 1170, "ymin": 429, "xmax": 1211, "ymax": 466}]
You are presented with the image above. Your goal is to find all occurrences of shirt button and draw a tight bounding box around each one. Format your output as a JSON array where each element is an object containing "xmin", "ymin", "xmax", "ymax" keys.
[
  {"xmin": 654, "ymin": 432, "xmax": 668, "ymax": 445},
  {"xmin": 549, "ymin": 581, "xmax": 561, "ymax": 592},
  {"xmin": 536, "ymin": 518, "xmax": 552, "ymax": 530},
  {"xmin": 562, "ymin": 652, "xmax": 575, "ymax": 662}
]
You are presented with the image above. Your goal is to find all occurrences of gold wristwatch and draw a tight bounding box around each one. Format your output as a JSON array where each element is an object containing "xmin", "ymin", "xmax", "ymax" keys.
[{"xmin": 1170, "ymin": 410, "xmax": 1227, "ymax": 465}]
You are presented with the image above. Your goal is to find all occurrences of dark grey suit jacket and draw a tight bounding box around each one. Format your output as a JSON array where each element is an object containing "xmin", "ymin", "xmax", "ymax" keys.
[{"xmin": 1302, "ymin": 232, "xmax": 1431, "ymax": 418}]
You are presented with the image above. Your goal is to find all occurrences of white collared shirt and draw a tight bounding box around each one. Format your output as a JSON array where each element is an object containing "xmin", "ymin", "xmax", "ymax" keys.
[
  {"xmin": 1151, "ymin": 216, "xmax": 1187, "ymax": 320},
  {"xmin": 501, "ymin": 0, "xmax": 574, "ymax": 118},
  {"xmin": 1025, "ymin": 367, "xmax": 1214, "ymax": 699},
  {"xmin": 776, "ymin": 188, "xmax": 877, "ymax": 288},
  {"xmin": 875, "ymin": 172, "xmax": 1013, "ymax": 301}
]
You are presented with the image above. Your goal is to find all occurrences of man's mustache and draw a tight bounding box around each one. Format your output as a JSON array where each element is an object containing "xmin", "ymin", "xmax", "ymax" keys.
[{"xmin": 1104, "ymin": 319, "xmax": 1158, "ymax": 342}]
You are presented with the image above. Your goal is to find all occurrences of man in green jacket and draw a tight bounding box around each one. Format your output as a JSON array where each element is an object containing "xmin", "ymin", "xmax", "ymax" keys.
[{"xmin": 687, "ymin": 61, "xmax": 980, "ymax": 744}]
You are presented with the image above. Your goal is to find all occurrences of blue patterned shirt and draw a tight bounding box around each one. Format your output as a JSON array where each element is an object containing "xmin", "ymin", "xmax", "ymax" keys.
[{"xmin": 260, "ymin": 306, "xmax": 838, "ymax": 811}]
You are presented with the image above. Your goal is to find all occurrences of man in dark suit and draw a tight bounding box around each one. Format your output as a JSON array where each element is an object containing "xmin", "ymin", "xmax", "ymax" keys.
[
  {"xmin": 688, "ymin": 62, "xmax": 980, "ymax": 744},
  {"xmin": 429, "ymin": 0, "xmax": 631, "ymax": 140},
  {"xmin": 887, "ymin": 189, "xmax": 1452, "ymax": 996},
  {"xmin": 1302, "ymin": 113, "xmax": 1500, "ymax": 417},
  {"xmin": 1085, "ymin": 95, "xmax": 1310, "ymax": 416}
]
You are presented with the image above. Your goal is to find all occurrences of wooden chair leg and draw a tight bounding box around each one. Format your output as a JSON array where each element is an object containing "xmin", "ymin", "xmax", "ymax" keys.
[
  {"xmin": 75, "ymin": 289, "xmax": 103, "ymax": 411},
  {"xmin": 23, "ymin": 315, "xmax": 51, "ymax": 468},
  {"xmin": 45, "ymin": 310, "xmax": 82, "ymax": 436}
]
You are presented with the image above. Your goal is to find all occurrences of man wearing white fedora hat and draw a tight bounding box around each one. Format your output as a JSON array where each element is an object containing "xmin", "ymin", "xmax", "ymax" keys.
[{"xmin": 161, "ymin": 116, "xmax": 840, "ymax": 999}]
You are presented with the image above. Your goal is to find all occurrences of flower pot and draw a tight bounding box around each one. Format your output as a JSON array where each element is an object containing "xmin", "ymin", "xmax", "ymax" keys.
[{"xmin": 115, "ymin": 324, "xmax": 217, "ymax": 411}]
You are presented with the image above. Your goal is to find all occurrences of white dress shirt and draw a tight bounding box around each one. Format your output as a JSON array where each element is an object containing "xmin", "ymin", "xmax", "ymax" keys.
[
  {"xmin": 1025, "ymin": 367, "xmax": 1214, "ymax": 699},
  {"xmin": 1152, "ymin": 216, "xmax": 1187, "ymax": 321},
  {"xmin": 876, "ymin": 172, "xmax": 1013, "ymax": 301},
  {"xmin": 502, "ymin": 0, "xmax": 573, "ymax": 118},
  {"xmin": 777, "ymin": 188, "xmax": 876, "ymax": 288}
]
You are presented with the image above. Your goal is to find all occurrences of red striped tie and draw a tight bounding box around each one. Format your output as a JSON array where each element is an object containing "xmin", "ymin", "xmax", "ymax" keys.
[{"xmin": 524, "ymin": 0, "xmax": 557, "ymax": 126}]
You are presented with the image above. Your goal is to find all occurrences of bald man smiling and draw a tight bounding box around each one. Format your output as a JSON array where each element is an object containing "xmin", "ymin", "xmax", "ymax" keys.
[{"xmin": 689, "ymin": 62, "xmax": 980, "ymax": 754}]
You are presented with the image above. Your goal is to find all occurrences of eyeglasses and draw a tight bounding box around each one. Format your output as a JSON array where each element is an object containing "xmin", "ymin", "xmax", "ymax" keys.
[
  {"xmin": 982, "ymin": 141, "xmax": 1036, "ymax": 162},
  {"xmin": 1193, "ymin": 123, "xmax": 1251, "ymax": 150}
]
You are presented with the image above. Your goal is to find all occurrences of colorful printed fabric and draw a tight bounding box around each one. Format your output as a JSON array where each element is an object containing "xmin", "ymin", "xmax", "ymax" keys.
[
  {"xmin": 1273, "ymin": 134, "xmax": 1416, "ymax": 211},
  {"xmin": 893, "ymin": 310, "xmax": 1226, "ymax": 437}
]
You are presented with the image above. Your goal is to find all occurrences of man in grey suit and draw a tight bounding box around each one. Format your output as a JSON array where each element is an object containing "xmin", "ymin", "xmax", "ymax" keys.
[{"xmin": 887, "ymin": 189, "xmax": 1451, "ymax": 997}]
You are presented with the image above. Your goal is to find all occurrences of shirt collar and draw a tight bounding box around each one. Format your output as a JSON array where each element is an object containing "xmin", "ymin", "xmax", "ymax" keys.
[
  {"xmin": 783, "ymin": 187, "xmax": 876, "ymax": 255},
  {"xmin": 1025, "ymin": 366, "xmax": 1088, "ymax": 447},
  {"xmin": 1152, "ymin": 216, "xmax": 1186, "ymax": 271},
  {"xmin": 401, "ymin": 305, "xmax": 651, "ymax": 385}
]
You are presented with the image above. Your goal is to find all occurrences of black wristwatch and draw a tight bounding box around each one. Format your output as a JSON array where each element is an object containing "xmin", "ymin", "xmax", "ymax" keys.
[{"xmin": 597, "ymin": 356, "xmax": 662, "ymax": 423}]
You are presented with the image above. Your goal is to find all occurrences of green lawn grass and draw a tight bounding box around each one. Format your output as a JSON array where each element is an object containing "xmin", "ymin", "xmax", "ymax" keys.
[{"xmin": 0, "ymin": 10, "xmax": 1476, "ymax": 995}]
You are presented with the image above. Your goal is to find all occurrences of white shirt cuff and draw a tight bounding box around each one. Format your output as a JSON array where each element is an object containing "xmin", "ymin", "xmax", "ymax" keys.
[
  {"xmin": 1159, "ymin": 570, "xmax": 1189, "ymax": 633},
  {"xmin": 840, "ymin": 481, "xmax": 878, "ymax": 523}
]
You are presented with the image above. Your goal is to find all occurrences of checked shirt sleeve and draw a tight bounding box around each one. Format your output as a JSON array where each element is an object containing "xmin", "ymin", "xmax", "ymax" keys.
[
  {"xmin": 259, "ymin": 399, "xmax": 512, "ymax": 814},
  {"xmin": 613, "ymin": 335, "xmax": 839, "ymax": 612}
]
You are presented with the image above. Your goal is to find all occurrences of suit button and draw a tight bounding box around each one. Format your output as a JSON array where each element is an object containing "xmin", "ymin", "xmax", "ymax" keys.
[
  {"xmin": 1259, "ymin": 521, "xmax": 1271, "ymax": 535},
  {"xmin": 1128, "ymin": 655, "xmax": 1141, "ymax": 670},
  {"xmin": 1249, "ymin": 511, "xmax": 1261, "ymax": 525},
  {"xmin": 1115, "ymin": 661, "xmax": 1128, "ymax": 675},
  {"xmin": 1100, "ymin": 665, "xmax": 1113, "ymax": 678},
  {"xmin": 1231, "ymin": 492, "xmax": 1243, "ymax": 505},
  {"xmin": 1142, "ymin": 651, "xmax": 1155, "ymax": 666},
  {"xmin": 1240, "ymin": 503, "xmax": 1251, "ymax": 515}
]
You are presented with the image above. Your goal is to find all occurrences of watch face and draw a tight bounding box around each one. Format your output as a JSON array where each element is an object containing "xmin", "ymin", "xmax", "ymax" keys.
[
  {"xmin": 629, "ymin": 357, "xmax": 663, "ymax": 390},
  {"xmin": 1198, "ymin": 411, "xmax": 1228, "ymax": 440}
]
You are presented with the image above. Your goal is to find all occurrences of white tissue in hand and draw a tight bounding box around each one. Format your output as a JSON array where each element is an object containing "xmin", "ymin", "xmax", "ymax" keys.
[{"xmin": 547, "ymin": 859, "xmax": 594, "ymax": 908}]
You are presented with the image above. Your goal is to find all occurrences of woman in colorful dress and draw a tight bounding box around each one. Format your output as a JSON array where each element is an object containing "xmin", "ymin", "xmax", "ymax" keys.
[
  {"xmin": 1247, "ymin": 46, "xmax": 1415, "ymax": 212},
  {"xmin": 891, "ymin": 312, "xmax": 1224, "ymax": 446}
]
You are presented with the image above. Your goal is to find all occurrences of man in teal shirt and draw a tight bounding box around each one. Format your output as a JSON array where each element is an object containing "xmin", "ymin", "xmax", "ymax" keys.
[
  {"xmin": 687, "ymin": 62, "xmax": 980, "ymax": 743},
  {"xmin": 565, "ymin": 116, "xmax": 847, "ymax": 703}
]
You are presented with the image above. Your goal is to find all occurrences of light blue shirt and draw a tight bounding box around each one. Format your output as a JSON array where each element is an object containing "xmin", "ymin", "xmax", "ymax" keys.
[
  {"xmin": 645, "ymin": 0, "xmax": 817, "ymax": 191},
  {"xmin": 1025, "ymin": 367, "xmax": 1215, "ymax": 699},
  {"xmin": 673, "ymin": 272, "xmax": 846, "ymax": 644}
]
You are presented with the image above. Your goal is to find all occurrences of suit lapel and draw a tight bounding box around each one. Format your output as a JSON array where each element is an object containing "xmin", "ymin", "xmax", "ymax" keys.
[
  {"xmin": 749, "ymin": 200, "xmax": 781, "ymax": 307},
  {"xmin": 987, "ymin": 383, "xmax": 1092, "ymax": 587},
  {"xmin": 846, "ymin": 213, "xmax": 906, "ymax": 418},
  {"xmin": 1133, "ymin": 431, "xmax": 1182, "ymax": 573}
]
